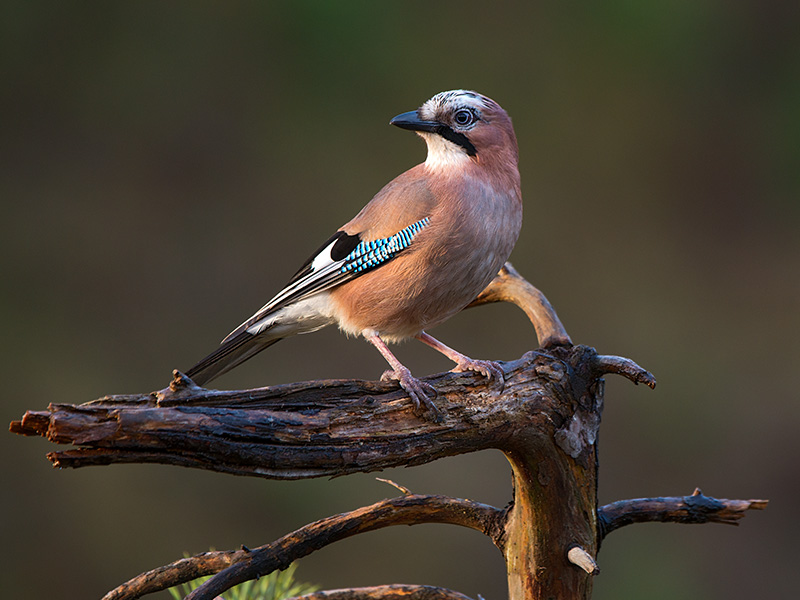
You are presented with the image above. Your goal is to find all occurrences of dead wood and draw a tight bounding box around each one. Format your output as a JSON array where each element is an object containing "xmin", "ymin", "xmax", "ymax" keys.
[
  {"xmin": 597, "ymin": 487, "xmax": 769, "ymax": 539},
  {"xmin": 99, "ymin": 486, "xmax": 766, "ymax": 600},
  {"xmin": 102, "ymin": 494, "xmax": 502, "ymax": 600},
  {"xmin": 466, "ymin": 263, "xmax": 572, "ymax": 348},
  {"xmin": 9, "ymin": 263, "xmax": 766, "ymax": 600},
  {"xmin": 10, "ymin": 345, "xmax": 646, "ymax": 479},
  {"xmin": 291, "ymin": 585, "xmax": 477, "ymax": 600}
]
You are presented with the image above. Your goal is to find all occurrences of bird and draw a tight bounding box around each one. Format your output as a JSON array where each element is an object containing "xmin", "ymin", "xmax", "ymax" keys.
[{"xmin": 184, "ymin": 90, "xmax": 522, "ymax": 414}]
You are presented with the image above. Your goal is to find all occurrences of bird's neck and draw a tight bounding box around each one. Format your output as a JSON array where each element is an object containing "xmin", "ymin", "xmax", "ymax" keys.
[
  {"xmin": 421, "ymin": 134, "xmax": 473, "ymax": 172},
  {"xmin": 423, "ymin": 141, "xmax": 520, "ymax": 200}
]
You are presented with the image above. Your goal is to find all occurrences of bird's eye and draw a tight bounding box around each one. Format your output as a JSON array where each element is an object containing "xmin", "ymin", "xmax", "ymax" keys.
[{"xmin": 453, "ymin": 109, "xmax": 475, "ymax": 127}]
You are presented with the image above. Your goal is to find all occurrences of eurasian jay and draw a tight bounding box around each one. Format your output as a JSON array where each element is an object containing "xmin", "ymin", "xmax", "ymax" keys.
[{"xmin": 185, "ymin": 90, "xmax": 522, "ymax": 413}]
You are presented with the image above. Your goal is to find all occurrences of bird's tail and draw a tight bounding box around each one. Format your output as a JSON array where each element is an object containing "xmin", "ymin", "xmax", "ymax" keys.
[{"xmin": 184, "ymin": 332, "xmax": 282, "ymax": 387}]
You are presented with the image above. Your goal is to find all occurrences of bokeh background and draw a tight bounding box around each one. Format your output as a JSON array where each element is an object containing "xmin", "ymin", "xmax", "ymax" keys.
[{"xmin": 3, "ymin": 2, "xmax": 798, "ymax": 599}]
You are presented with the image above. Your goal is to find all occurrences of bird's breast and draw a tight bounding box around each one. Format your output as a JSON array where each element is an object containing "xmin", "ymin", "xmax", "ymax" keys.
[{"xmin": 330, "ymin": 177, "xmax": 522, "ymax": 341}]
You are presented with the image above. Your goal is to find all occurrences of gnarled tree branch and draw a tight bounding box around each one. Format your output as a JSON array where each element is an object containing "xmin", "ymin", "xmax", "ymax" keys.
[
  {"xmin": 100, "ymin": 486, "xmax": 767, "ymax": 600},
  {"xmin": 102, "ymin": 494, "xmax": 503, "ymax": 600},
  {"xmin": 292, "ymin": 585, "xmax": 477, "ymax": 600},
  {"xmin": 11, "ymin": 345, "xmax": 650, "ymax": 481},
  {"xmin": 466, "ymin": 262, "xmax": 571, "ymax": 348},
  {"xmin": 9, "ymin": 263, "xmax": 765, "ymax": 600},
  {"xmin": 597, "ymin": 488, "xmax": 769, "ymax": 539}
]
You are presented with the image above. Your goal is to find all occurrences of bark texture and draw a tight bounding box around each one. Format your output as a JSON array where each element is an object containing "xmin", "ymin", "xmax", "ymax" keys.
[
  {"xmin": 9, "ymin": 264, "xmax": 766, "ymax": 600},
  {"xmin": 12, "ymin": 346, "xmax": 624, "ymax": 481}
]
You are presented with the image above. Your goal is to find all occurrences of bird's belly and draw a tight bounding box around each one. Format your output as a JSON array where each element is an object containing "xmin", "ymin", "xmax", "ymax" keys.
[{"xmin": 329, "ymin": 245, "xmax": 507, "ymax": 342}]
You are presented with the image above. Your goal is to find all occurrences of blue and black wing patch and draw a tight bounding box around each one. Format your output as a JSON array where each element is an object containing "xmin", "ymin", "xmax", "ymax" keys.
[
  {"xmin": 222, "ymin": 217, "xmax": 431, "ymax": 342},
  {"xmin": 341, "ymin": 218, "xmax": 430, "ymax": 274}
]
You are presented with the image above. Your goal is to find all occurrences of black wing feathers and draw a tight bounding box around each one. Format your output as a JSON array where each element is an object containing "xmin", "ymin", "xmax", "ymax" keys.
[
  {"xmin": 330, "ymin": 231, "xmax": 361, "ymax": 260},
  {"xmin": 184, "ymin": 332, "xmax": 281, "ymax": 386},
  {"xmin": 288, "ymin": 230, "xmax": 361, "ymax": 285}
]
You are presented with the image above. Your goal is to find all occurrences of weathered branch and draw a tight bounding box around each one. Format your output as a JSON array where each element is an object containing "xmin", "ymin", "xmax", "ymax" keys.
[
  {"xmin": 467, "ymin": 263, "xmax": 571, "ymax": 348},
  {"xmin": 7, "ymin": 337, "xmax": 654, "ymax": 600},
  {"xmin": 102, "ymin": 550, "xmax": 240, "ymax": 600},
  {"xmin": 597, "ymin": 488, "xmax": 769, "ymax": 539},
  {"xmin": 11, "ymin": 345, "xmax": 641, "ymax": 480},
  {"xmin": 293, "ymin": 585, "xmax": 477, "ymax": 600},
  {"xmin": 102, "ymin": 486, "xmax": 766, "ymax": 600},
  {"xmin": 10, "ymin": 262, "xmax": 586, "ymax": 479},
  {"xmin": 9, "ymin": 262, "xmax": 767, "ymax": 600},
  {"xmin": 102, "ymin": 494, "xmax": 503, "ymax": 600},
  {"xmin": 592, "ymin": 355, "xmax": 656, "ymax": 389}
]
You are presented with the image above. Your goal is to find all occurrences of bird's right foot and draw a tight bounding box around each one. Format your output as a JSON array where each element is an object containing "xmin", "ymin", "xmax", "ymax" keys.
[{"xmin": 381, "ymin": 367, "xmax": 442, "ymax": 421}]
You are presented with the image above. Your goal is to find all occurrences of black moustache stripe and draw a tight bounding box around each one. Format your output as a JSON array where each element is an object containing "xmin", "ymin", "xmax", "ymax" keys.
[{"xmin": 435, "ymin": 125, "xmax": 477, "ymax": 157}]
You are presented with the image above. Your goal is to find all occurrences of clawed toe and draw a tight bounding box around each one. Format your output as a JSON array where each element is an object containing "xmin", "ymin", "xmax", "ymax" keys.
[
  {"xmin": 452, "ymin": 359, "xmax": 505, "ymax": 391},
  {"xmin": 382, "ymin": 367, "xmax": 441, "ymax": 420}
]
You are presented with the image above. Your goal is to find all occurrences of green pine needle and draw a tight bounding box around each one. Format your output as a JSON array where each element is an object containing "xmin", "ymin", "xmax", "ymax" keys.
[{"xmin": 168, "ymin": 561, "xmax": 319, "ymax": 600}]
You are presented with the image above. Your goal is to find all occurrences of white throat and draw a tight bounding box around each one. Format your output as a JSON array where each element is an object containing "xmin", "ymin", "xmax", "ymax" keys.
[{"xmin": 420, "ymin": 132, "xmax": 471, "ymax": 171}]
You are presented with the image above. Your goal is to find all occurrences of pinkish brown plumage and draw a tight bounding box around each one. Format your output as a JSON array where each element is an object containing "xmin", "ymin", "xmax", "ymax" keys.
[{"xmin": 185, "ymin": 90, "xmax": 523, "ymax": 414}]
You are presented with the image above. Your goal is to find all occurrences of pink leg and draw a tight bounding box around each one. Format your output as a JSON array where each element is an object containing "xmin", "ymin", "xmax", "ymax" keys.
[
  {"xmin": 363, "ymin": 330, "xmax": 440, "ymax": 417},
  {"xmin": 416, "ymin": 331, "xmax": 504, "ymax": 385}
]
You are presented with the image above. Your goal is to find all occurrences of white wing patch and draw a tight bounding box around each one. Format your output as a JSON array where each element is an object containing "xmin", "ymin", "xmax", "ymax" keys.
[{"xmin": 310, "ymin": 238, "xmax": 338, "ymax": 273}]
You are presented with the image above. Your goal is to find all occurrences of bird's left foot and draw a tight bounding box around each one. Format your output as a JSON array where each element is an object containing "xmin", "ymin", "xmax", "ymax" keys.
[
  {"xmin": 381, "ymin": 368, "xmax": 442, "ymax": 421},
  {"xmin": 451, "ymin": 358, "xmax": 505, "ymax": 391},
  {"xmin": 414, "ymin": 332, "xmax": 504, "ymax": 391}
]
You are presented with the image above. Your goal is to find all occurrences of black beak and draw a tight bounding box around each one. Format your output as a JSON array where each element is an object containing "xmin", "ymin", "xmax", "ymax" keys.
[
  {"xmin": 389, "ymin": 110, "xmax": 440, "ymax": 133},
  {"xmin": 390, "ymin": 109, "xmax": 478, "ymax": 157}
]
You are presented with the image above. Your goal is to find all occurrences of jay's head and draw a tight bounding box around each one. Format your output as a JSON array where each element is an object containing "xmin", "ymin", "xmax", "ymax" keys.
[{"xmin": 390, "ymin": 90, "xmax": 518, "ymax": 172}]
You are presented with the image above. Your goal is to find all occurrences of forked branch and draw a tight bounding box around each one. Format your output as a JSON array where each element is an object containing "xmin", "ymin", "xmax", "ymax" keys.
[
  {"xmin": 9, "ymin": 263, "xmax": 765, "ymax": 600},
  {"xmin": 10, "ymin": 262, "xmax": 586, "ymax": 479},
  {"xmin": 101, "ymin": 487, "xmax": 766, "ymax": 600},
  {"xmin": 9, "ymin": 344, "xmax": 654, "ymax": 479},
  {"xmin": 102, "ymin": 494, "xmax": 504, "ymax": 600}
]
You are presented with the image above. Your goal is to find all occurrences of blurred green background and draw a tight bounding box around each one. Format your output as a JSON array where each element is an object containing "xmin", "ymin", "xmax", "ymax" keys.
[{"xmin": 2, "ymin": 2, "xmax": 798, "ymax": 599}]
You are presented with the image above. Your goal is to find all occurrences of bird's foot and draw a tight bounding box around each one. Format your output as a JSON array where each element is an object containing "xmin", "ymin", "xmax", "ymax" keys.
[
  {"xmin": 451, "ymin": 358, "xmax": 505, "ymax": 391},
  {"xmin": 381, "ymin": 367, "xmax": 442, "ymax": 420}
]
